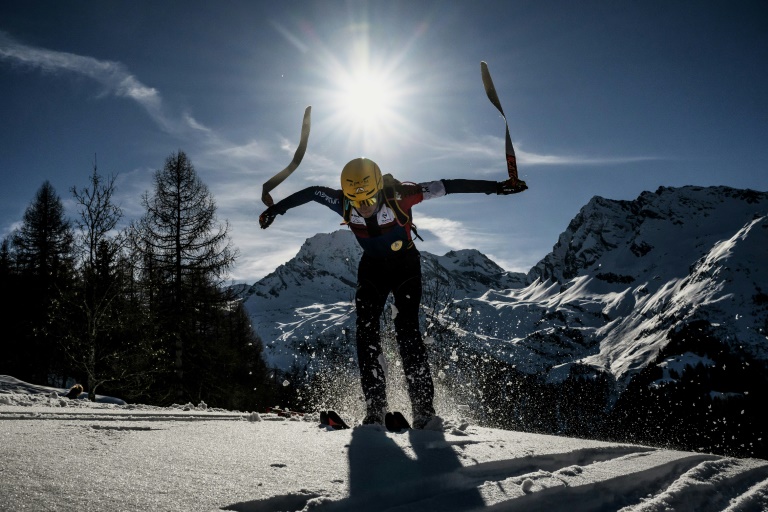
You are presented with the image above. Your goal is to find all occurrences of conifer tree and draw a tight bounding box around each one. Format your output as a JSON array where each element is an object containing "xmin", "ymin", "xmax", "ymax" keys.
[
  {"xmin": 133, "ymin": 151, "xmax": 237, "ymax": 401},
  {"xmin": 10, "ymin": 181, "xmax": 75, "ymax": 384}
]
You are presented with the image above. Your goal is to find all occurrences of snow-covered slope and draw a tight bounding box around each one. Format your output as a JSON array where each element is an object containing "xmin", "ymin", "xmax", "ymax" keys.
[
  {"xmin": 242, "ymin": 186, "xmax": 767, "ymax": 395},
  {"xmin": 2, "ymin": 376, "xmax": 768, "ymax": 512},
  {"xmin": 463, "ymin": 186, "xmax": 768, "ymax": 389}
]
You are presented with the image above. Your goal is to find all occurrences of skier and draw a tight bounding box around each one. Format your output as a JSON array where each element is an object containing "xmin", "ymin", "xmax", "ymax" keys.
[{"xmin": 259, "ymin": 157, "xmax": 526, "ymax": 428}]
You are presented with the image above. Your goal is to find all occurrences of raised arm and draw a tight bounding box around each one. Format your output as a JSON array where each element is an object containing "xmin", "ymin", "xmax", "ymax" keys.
[
  {"xmin": 259, "ymin": 186, "xmax": 343, "ymax": 229},
  {"xmin": 418, "ymin": 178, "xmax": 527, "ymax": 201}
]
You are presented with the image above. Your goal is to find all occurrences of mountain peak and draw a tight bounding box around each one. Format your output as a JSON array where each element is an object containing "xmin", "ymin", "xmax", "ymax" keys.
[{"xmin": 528, "ymin": 185, "xmax": 768, "ymax": 285}]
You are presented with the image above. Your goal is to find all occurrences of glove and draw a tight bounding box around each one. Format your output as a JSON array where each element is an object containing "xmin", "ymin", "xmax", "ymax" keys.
[
  {"xmin": 259, "ymin": 206, "xmax": 280, "ymax": 229},
  {"xmin": 497, "ymin": 178, "xmax": 528, "ymax": 195}
]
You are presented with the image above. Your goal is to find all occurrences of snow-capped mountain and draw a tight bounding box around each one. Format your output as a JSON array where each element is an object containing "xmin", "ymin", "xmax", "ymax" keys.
[
  {"xmin": 242, "ymin": 186, "xmax": 766, "ymax": 387},
  {"xmin": 241, "ymin": 229, "xmax": 525, "ymax": 370},
  {"xmin": 464, "ymin": 186, "xmax": 768, "ymax": 389}
]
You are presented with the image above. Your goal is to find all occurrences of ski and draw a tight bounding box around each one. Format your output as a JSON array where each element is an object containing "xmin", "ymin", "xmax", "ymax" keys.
[
  {"xmin": 319, "ymin": 410, "xmax": 350, "ymax": 430},
  {"xmin": 385, "ymin": 411, "xmax": 411, "ymax": 432},
  {"xmin": 261, "ymin": 105, "xmax": 312, "ymax": 207},
  {"xmin": 480, "ymin": 61, "xmax": 526, "ymax": 188}
]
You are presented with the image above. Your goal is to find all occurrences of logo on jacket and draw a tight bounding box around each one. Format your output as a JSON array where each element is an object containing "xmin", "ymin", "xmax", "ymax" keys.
[
  {"xmin": 391, "ymin": 240, "xmax": 403, "ymax": 251},
  {"xmin": 314, "ymin": 190, "xmax": 339, "ymax": 205},
  {"xmin": 378, "ymin": 207, "xmax": 394, "ymax": 224}
]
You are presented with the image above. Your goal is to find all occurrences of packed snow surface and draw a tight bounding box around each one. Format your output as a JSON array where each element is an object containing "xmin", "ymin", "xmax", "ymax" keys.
[{"xmin": 2, "ymin": 376, "xmax": 767, "ymax": 511}]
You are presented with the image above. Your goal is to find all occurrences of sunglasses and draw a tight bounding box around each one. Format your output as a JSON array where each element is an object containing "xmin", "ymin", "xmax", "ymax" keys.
[{"xmin": 349, "ymin": 196, "xmax": 378, "ymax": 208}]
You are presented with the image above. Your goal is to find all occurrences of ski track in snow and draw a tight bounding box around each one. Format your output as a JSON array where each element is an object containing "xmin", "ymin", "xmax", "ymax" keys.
[{"xmin": 2, "ymin": 401, "xmax": 767, "ymax": 512}]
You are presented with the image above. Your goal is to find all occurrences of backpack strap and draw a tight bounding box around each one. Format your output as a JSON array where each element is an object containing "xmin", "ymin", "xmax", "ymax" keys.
[
  {"xmin": 382, "ymin": 174, "xmax": 424, "ymax": 241},
  {"xmin": 382, "ymin": 174, "xmax": 410, "ymax": 226},
  {"xmin": 341, "ymin": 197, "xmax": 352, "ymax": 224}
]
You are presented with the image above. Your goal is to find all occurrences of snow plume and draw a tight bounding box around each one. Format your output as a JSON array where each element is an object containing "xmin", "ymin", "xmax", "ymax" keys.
[
  {"xmin": 288, "ymin": 322, "xmax": 481, "ymax": 430},
  {"xmin": 0, "ymin": 30, "xmax": 208, "ymax": 136},
  {"xmin": 292, "ymin": 320, "xmax": 471, "ymax": 425}
]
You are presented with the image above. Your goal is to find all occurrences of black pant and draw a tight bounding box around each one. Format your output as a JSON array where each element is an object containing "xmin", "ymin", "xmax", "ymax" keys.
[{"xmin": 355, "ymin": 250, "xmax": 435, "ymax": 417}]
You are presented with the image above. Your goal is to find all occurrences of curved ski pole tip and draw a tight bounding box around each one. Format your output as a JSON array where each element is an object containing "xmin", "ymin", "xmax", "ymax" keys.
[
  {"xmin": 260, "ymin": 105, "xmax": 312, "ymax": 207},
  {"xmin": 480, "ymin": 62, "xmax": 503, "ymax": 116}
]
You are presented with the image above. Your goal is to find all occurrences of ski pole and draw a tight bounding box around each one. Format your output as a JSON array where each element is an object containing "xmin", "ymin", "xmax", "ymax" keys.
[
  {"xmin": 480, "ymin": 62, "xmax": 525, "ymax": 188},
  {"xmin": 261, "ymin": 106, "xmax": 312, "ymax": 207}
]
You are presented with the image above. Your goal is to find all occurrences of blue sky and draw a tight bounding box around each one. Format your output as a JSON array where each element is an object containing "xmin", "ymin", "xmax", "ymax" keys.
[{"xmin": 1, "ymin": 1, "xmax": 766, "ymax": 284}]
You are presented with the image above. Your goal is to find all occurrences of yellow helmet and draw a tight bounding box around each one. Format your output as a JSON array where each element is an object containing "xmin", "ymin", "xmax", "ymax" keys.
[{"xmin": 340, "ymin": 158, "xmax": 383, "ymax": 206}]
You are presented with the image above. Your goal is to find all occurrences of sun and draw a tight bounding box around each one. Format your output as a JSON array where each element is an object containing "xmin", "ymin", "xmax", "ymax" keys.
[
  {"xmin": 305, "ymin": 21, "xmax": 430, "ymax": 155},
  {"xmin": 340, "ymin": 70, "xmax": 396, "ymax": 125},
  {"xmin": 322, "ymin": 58, "xmax": 416, "ymax": 153}
]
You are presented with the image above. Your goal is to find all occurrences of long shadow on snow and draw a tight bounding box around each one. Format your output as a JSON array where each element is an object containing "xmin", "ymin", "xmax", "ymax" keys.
[
  {"xmin": 349, "ymin": 425, "xmax": 486, "ymax": 510},
  {"xmin": 219, "ymin": 425, "xmax": 484, "ymax": 512},
  {"xmin": 323, "ymin": 425, "xmax": 486, "ymax": 511}
]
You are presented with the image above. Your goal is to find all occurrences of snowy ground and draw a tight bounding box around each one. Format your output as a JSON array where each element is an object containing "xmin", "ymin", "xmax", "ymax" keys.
[{"xmin": 2, "ymin": 376, "xmax": 767, "ymax": 512}]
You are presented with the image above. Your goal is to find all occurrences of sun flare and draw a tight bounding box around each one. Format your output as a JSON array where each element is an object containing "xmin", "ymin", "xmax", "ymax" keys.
[
  {"xmin": 341, "ymin": 71, "xmax": 396, "ymax": 124},
  {"xmin": 308, "ymin": 21, "xmax": 429, "ymax": 155},
  {"xmin": 322, "ymin": 59, "xmax": 417, "ymax": 153}
]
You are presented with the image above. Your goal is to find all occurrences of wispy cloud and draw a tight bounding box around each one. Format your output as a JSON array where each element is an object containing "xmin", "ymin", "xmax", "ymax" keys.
[
  {"xmin": 415, "ymin": 214, "xmax": 481, "ymax": 250},
  {"xmin": 214, "ymin": 141, "xmax": 272, "ymax": 161},
  {"xmin": 516, "ymin": 148, "xmax": 658, "ymax": 166},
  {"xmin": 0, "ymin": 30, "xmax": 208, "ymax": 137},
  {"xmin": 424, "ymin": 133, "xmax": 658, "ymax": 167}
]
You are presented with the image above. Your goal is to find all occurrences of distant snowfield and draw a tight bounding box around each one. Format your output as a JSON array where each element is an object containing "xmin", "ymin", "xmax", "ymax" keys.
[{"xmin": 2, "ymin": 376, "xmax": 767, "ymax": 511}]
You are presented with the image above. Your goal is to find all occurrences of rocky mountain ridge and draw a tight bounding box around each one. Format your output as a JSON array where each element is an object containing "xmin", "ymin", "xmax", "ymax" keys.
[
  {"xmin": 241, "ymin": 185, "xmax": 767, "ymax": 389},
  {"xmin": 237, "ymin": 185, "xmax": 767, "ymax": 457}
]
